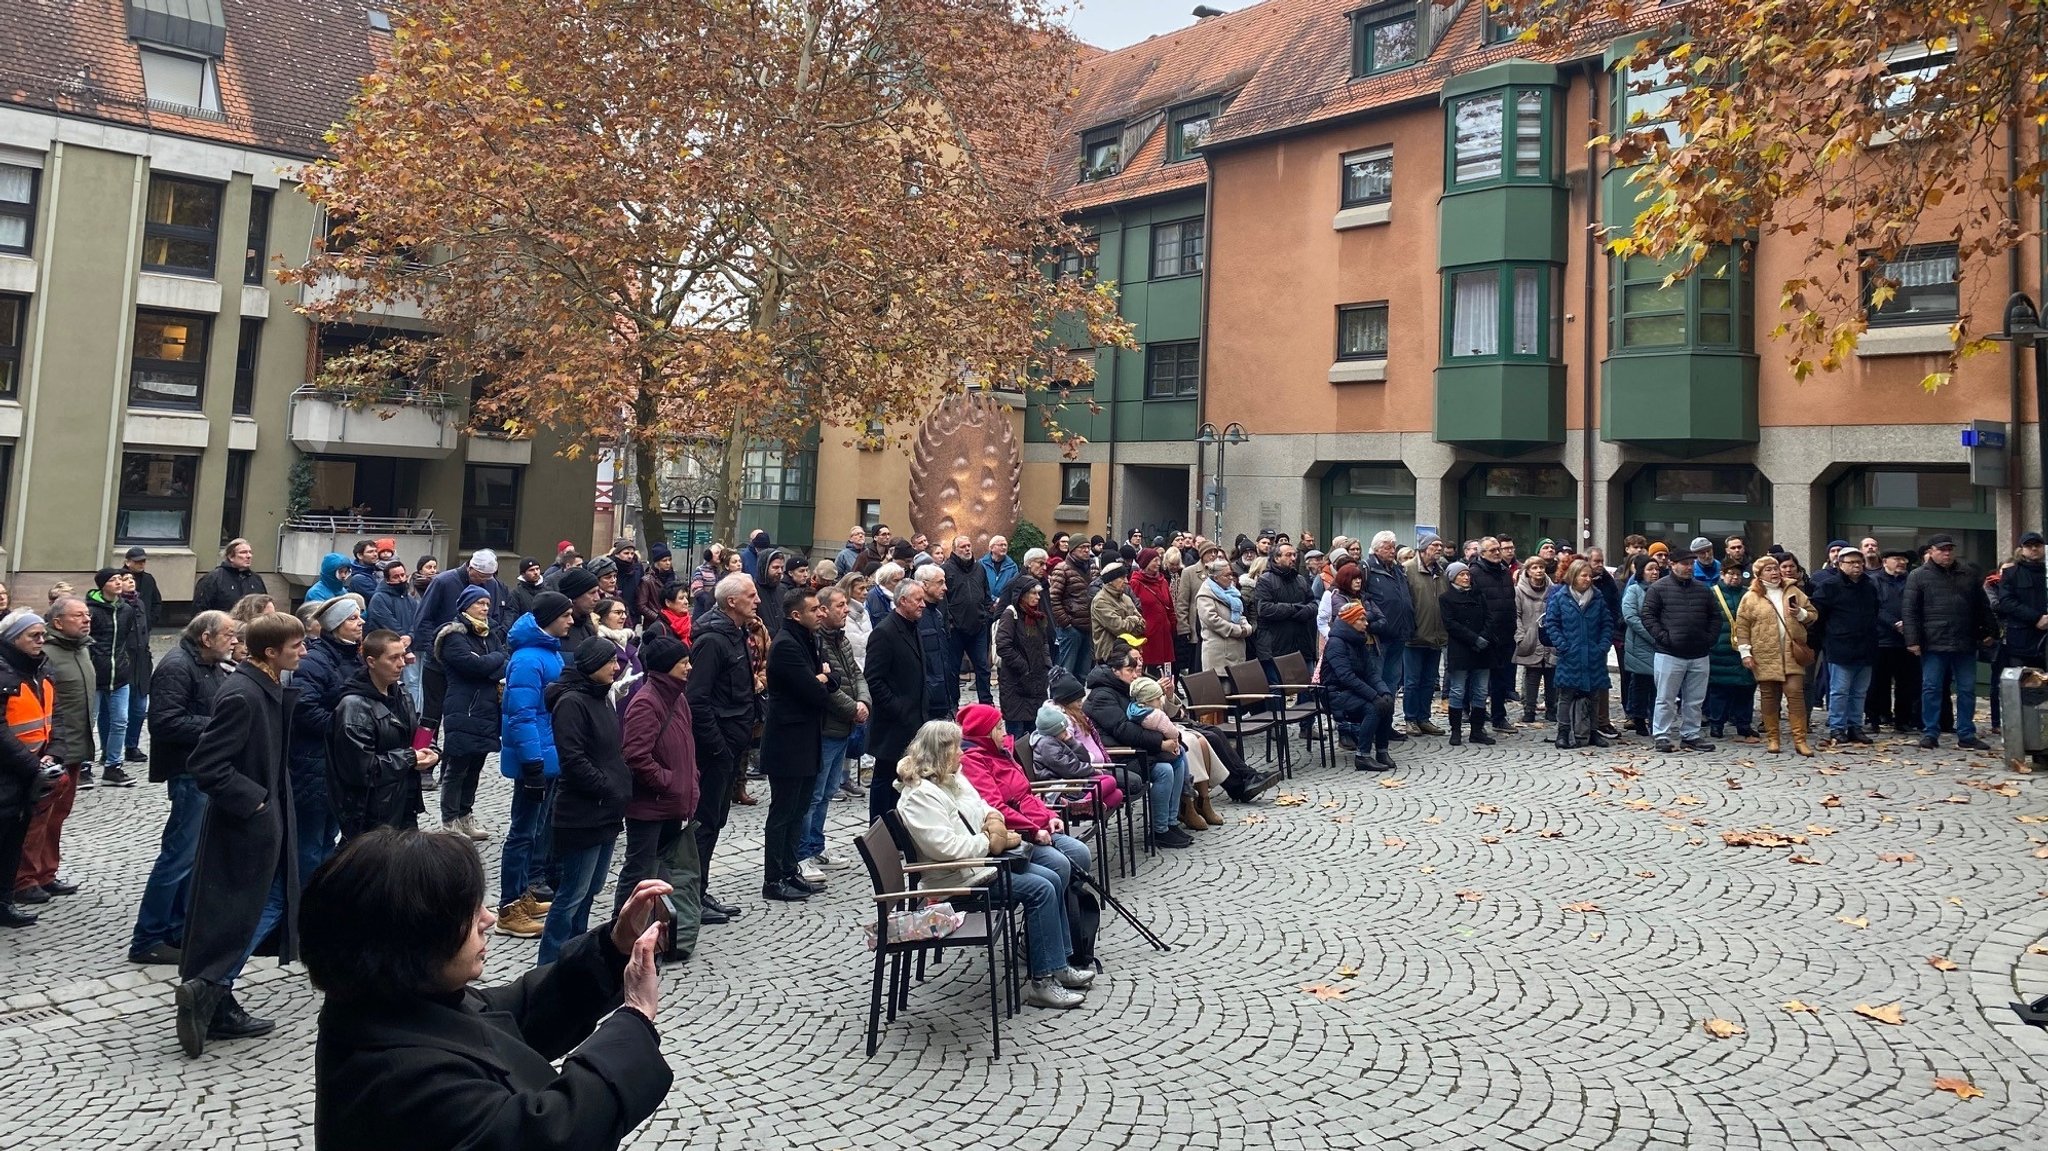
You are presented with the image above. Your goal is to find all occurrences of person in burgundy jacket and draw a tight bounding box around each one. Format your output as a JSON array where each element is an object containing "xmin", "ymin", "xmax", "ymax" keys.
[
  {"xmin": 614, "ymin": 636, "xmax": 704, "ymax": 956},
  {"xmin": 954, "ymin": 703, "xmax": 1091, "ymax": 888}
]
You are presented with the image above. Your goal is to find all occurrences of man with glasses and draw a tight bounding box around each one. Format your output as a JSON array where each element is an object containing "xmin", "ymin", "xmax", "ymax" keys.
[
  {"xmin": 128, "ymin": 610, "xmax": 236, "ymax": 965},
  {"xmin": 1902, "ymin": 534, "xmax": 1995, "ymax": 750}
]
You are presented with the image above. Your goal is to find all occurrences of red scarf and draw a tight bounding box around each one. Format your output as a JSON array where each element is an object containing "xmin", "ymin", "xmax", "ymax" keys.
[{"xmin": 661, "ymin": 607, "xmax": 692, "ymax": 644}]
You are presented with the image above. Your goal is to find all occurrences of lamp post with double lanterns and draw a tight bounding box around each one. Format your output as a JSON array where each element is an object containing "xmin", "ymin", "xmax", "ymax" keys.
[
  {"xmin": 1989, "ymin": 292, "xmax": 2048, "ymax": 528},
  {"xmin": 1195, "ymin": 421, "xmax": 1249, "ymax": 538}
]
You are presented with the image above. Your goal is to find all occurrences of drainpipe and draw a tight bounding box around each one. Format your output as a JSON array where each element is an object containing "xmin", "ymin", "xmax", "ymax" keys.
[
  {"xmin": 1581, "ymin": 60, "xmax": 1600, "ymax": 548},
  {"xmin": 2010, "ymin": 108, "xmax": 2025, "ymax": 536},
  {"xmin": 1195, "ymin": 159, "xmax": 1216, "ymax": 537}
]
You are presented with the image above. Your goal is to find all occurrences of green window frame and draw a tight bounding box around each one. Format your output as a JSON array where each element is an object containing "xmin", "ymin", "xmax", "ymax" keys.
[
  {"xmin": 742, "ymin": 445, "xmax": 817, "ymax": 503},
  {"xmin": 1482, "ymin": 13, "xmax": 1525, "ymax": 44},
  {"xmin": 1169, "ymin": 100, "xmax": 1218, "ymax": 164},
  {"xmin": 1611, "ymin": 247, "xmax": 1749, "ymax": 351},
  {"xmin": 1351, "ymin": 3, "xmax": 1419, "ymax": 77},
  {"xmin": 1144, "ymin": 341, "xmax": 1200, "ymax": 399},
  {"xmin": 1443, "ymin": 263, "xmax": 1560, "ymax": 362},
  {"xmin": 1446, "ymin": 86, "xmax": 1552, "ymax": 188},
  {"xmin": 1612, "ymin": 55, "xmax": 1685, "ymax": 147}
]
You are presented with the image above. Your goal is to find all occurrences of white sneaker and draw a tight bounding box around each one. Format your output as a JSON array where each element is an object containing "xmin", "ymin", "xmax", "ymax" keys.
[
  {"xmin": 1053, "ymin": 965, "xmax": 1096, "ymax": 990},
  {"xmin": 813, "ymin": 850, "xmax": 849, "ymax": 869},
  {"xmin": 1022, "ymin": 977, "xmax": 1084, "ymax": 1009},
  {"xmin": 797, "ymin": 859, "xmax": 826, "ymax": 885}
]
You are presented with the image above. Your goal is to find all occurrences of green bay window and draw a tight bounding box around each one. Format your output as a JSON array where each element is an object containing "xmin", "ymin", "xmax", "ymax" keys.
[
  {"xmin": 1445, "ymin": 264, "xmax": 1559, "ymax": 361},
  {"xmin": 1612, "ymin": 247, "xmax": 1750, "ymax": 352},
  {"xmin": 1448, "ymin": 87, "xmax": 1551, "ymax": 188}
]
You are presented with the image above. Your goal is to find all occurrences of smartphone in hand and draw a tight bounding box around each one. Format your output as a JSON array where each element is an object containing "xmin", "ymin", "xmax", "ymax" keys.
[{"xmin": 651, "ymin": 894, "xmax": 679, "ymax": 965}]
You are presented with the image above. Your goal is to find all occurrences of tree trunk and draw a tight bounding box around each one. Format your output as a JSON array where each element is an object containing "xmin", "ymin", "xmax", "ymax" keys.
[
  {"xmin": 713, "ymin": 417, "xmax": 748, "ymax": 547},
  {"xmin": 632, "ymin": 436, "xmax": 668, "ymax": 550}
]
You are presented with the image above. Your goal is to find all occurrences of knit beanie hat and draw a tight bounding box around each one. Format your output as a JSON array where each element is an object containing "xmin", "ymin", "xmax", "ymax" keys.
[
  {"xmin": 573, "ymin": 636, "xmax": 620, "ymax": 675},
  {"xmin": 1035, "ymin": 701, "xmax": 1070, "ymax": 738},
  {"xmin": 93, "ymin": 567, "xmax": 121, "ymax": 590},
  {"xmin": 1049, "ymin": 668, "xmax": 1086, "ymax": 706},
  {"xmin": 456, "ymin": 584, "xmax": 492, "ymax": 614},
  {"xmin": 640, "ymin": 636, "xmax": 689, "ymax": 674},
  {"xmin": 956, "ymin": 702, "xmax": 1003, "ymax": 741},
  {"xmin": 584, "ymin": 556, "xmax": 618, "ymax": 581},
  {"xmin": 557, "ymin": 568, "xmax": 600, "ymax": 600},
  {"xmin": 1130, "ymin": 676, "xmax": 1165, "ymax": 706},
  {"xmin": 467, "ymin": 549, "xmax": 499, "ymax": 575},
  {"xmin": 315, "ymin": 593, "xmax": 364, "ymax": 632},
  {"xmin": 0, "ymin": 609, "xmax": 42, "ymax": 645},
  {"xmin": 528, "ymin": 591, "xmax": 574, "ymax": 629},
  {"xmin": 1445, "ymin": 561, "xmax": 1470, "ymax": 583}
]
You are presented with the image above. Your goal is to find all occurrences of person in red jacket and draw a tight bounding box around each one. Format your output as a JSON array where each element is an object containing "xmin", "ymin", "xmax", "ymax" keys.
[
  {"xmin": 954, "ymin": 703, "xmax": 1091, "ymax": 888},
  {"xmin": 1129, "ymin": 549, "xmax": 1178, "ymax": 675},
  {"xmin": 615, "ymin": 637, "xmax": 704, "ymax": 954}
]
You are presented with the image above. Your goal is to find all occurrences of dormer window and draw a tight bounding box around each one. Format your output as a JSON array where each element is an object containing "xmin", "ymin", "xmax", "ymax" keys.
[
  {"xmin": 1169, "ymin": 100, "xmax": 1219, "ymax": 164},
  {"xmin": 1351, "ymin": 2, "xmax": 1419, "ymax": 77},
  {"xmin": 138, "ymin": 48, "xmax": 221, "ymax": 115},
  {"xmin": 1081, "ymin": 128, "xmax": 1123, "ymax": 182}
]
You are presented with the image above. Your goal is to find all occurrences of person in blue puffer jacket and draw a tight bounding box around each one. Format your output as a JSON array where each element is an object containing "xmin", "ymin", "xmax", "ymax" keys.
[
  {"xmin": 303, "ymin": 552, "xmax": 352, "ymax": 604},
  {"xmin": 495, "ymin": 591, "xmax": 574, "ymax": 935}
]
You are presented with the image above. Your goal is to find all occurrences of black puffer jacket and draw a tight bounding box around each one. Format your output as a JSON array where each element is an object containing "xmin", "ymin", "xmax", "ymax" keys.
[
  {"xmin": 1081, "ymin": 665, "xmax": 1166, "ymax": 757},
  {"xmin": 436, "ymin": 620, "xmax": 507, "ymax": 759},
  {"xmin": 1903, "ymin": 559, "xmax": 1992, "ymax": 653},
  {"xmin": 1468, "ymin": 559, "xmax": 1516, "ymax": 668},
  {"xmin": 146, "ymin": 637, "xmax": 230, "ymax": 783},
  {"xmin": 546, "ymin": 667, "xmax": 630, "ymax": 847},
  {"xmin": 684, "ymin": 609, "xmax": 758, "ymax": 770},
  {"xmin": 1641, "ymin": 572, "xmax": 1719, "ymax": 659},
  {"xmin": 86, "ymin": 590, "xmax": 138, "ymax": 690},
  {"xmin": 325, "ymin": 672, "xmax": 424, "ymax": 839},
  {"xmin": 1440, "ymin": 583, "xmax": 1493, "ymax": 673},
  {"xmin": 1996, "ymin": 556, "xmax": 2048, "ymax": 659},
  {"xmin": 1251, "ymin": 565, "xmax": 1318, "ymax": 662},
  {"xmin": 1813, "ymin": 573, "xmax": 1881, "ymax": 666}
]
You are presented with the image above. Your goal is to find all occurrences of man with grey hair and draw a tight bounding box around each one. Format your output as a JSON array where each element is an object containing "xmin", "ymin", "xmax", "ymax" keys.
[
  {"xmin": 916, "ymin": 563, "xmax": 954, "ymax": 717},
  {"xmin": 835, "ymin": 526, "xmax": 867, "ymax": 576},
  {"xmin": 128, "ymin": 610, "xmax": 237, "ymax": 965},
  {"xmin": 17, "ymin": 597, "xmax": 92, "ymax": 905},
  {"xmin": 1363, "ymin": 531, "xmax": 1416, "ymax": 745},
  {"xmin": 942, "ymin": 536, "xmax": 993, "ymax": 706},
  {"xmin": 685, "ymin": 571, "xmax": 761, "ymax": 921},
  {"xmin": 1402, "ymin": 536, "xmax": 1450, "ymax": 736}
]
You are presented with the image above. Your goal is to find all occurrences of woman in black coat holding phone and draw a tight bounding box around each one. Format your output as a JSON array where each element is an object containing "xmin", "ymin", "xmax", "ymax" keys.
[{"xmin": 303, "ymin": 828, "xmax": 673, "ymax": 1151}]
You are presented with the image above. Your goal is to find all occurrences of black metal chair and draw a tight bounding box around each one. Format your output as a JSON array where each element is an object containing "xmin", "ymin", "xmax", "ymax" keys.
[
  {"xmin": 1269, "ymin": 650, "xmax": 1335, "ymax": 771},
  {"xmin": 1187, "ymin": 666, "xmax": 1290, "ymax": 778},
  {"xmin": 855, "ymin": 819, "xmax": 1017, "ymax": 1058}
]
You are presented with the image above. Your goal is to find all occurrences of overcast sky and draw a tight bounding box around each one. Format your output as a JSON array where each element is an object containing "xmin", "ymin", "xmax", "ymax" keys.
[{"xmin": 1067, "ymin": 0, "xmax": 1210, "ymax": 50}]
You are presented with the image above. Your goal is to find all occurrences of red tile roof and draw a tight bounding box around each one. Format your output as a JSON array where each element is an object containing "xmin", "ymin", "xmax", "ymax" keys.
[
  {"xmin": 1, "ymin": 0, "xmax": 383, "ymax": 160},
  {"xmin": 1050, "ymin": 0, "xmax": 1327, "ymax": 213}
]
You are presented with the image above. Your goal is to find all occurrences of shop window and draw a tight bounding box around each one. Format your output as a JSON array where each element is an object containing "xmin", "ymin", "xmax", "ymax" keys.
[
  {"xmin": 141, "ymin": 174, "xmax": 222, "ymax": 277},
  {"xmin": 130, "ymin": 310, "xmax": 211, "ymax": 409},
  {"xmin": 1323, "ymin": 464, "xmax": 1417, "ymax": 549},
  {"xmin": 1625, "ymin": 466, "xmax": 1771, "ymax": 556},
  {"xmin": 116, "ymin": 451, "xmax": 199, "ymax": 545},
  {"xmin": 1341, "ymin": 148, "xmax": 1393, "ymax": 207},
  {"xmin": 1831, "ymin": 466, "xmax": 1993, "ymax": 567},
  {"xmin": 459, "ymin": 464, "xmax": 522, "ymax": 550},
  {"xmin": 1863, "ymin": 242, "xmax": 1958, "ymax": 327},
  {"xmin": 1337, "ymin": 303, "xmax": 1389, "ymax": 360},
  {"xmin": 1459, "ymin": 464, "xmax": 1577, "ymax": 549}
]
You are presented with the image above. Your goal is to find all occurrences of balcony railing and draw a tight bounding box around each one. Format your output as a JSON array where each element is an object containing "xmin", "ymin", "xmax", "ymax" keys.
[
  {"xmin": 278, "ymin": 514, "xmax": 449, "ymax": 584},
  {"xmin": 288, "ymin": 385, "xmax": 460, "ymax": 459}
]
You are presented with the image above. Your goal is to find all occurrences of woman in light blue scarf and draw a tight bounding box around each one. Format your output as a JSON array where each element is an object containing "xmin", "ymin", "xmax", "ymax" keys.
[{"xmin": 1193, "ymin": 558, "xmax": 1254, "ymax": 671}]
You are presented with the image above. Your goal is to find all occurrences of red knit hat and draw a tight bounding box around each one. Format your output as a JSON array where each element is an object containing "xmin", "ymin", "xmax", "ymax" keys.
[{"xmin": 956, "ymin": 702, "xmax": 1004, "ymax": 742}]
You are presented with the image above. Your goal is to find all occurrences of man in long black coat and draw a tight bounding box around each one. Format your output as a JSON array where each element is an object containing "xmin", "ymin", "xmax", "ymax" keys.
[
  {"xmin": 1469, "ymin": 539, "xmax": 1518, "ymax": 732},
  {"xmin": 684, "ymin": 573, "xmax": 760, "ymax": 922},
  {"xmin": 176, "ymin": 611, "xmax": 304, "ymax": 1058},
  {"xmin": 864, "ymin": 580, "xmax": 930, "ymax": 824},
  {"xmin": 759, "ymin": 588, "xmax": 833, "ymax": 902}
]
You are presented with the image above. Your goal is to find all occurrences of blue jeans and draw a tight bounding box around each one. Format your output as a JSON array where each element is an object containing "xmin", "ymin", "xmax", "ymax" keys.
[
  {"xmin": 1920, "ymin": 650, "xmax": 1977, "ymax": 741},
  {"xmin": 798, "ymin": 735, "xmax": 851, "ymax": 861},
  {"xmin": 1003, "ymin": 862, "xmax": 1072, "ymax": 979},
  {"xmin": 1028, "ymin": 834, "xmax": 1091, "ymax": 888},
  {"xmin": 96, "ymin": 684, "xmax": 130, "ymax": 767},
  {"xmin": 401, "ymin": 660, "xmax": 423, "ymax": 714},
  {"xmin": 223, "ymin": 873, "xmax": 289, "ymax": 988},
  {"xmin": 1402, "ymin": 646, "xmax": 1441, "ymax": 723},
  {"xmin": 1445, "ymin": 667, "xmax": 1489, "ymax": 711},
  {"xmin": 1055, "ymin": 626, "xmax": 1090, "ymax": 679},
  {"xmin": 538, "ymin": 835, "xmax": 616, "ymax": 966},
  {"xmin": 126, "ymin": 684, "xmax": 148, "ymax": 755},
  {"xmin": 498, "ymin": 780, "xmax": 553, "ymax": 909},
  {"xmin": 1826, "ymin": 662, "xmax": 1873, "ymax": 735},
  {"xmin": 130, "ymin": 775, "xmax": 207, "ymax": 953},
  {"xmin": 1146, "ymin": 758, "xmax": 1189, "ymax": 834},
  {"xmin": 1652, "ymin": 654, "xmax": 1710, "ymax": 742},
  {"xmin": 1375, "ymin": 639, "xmax": 1406, "ymax": 741}
]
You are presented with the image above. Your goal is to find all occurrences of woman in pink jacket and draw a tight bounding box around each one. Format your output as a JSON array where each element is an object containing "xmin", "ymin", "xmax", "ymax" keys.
[{"xmin": 954, "ymin": 703, "xmax": 1092, "ymax": 889}]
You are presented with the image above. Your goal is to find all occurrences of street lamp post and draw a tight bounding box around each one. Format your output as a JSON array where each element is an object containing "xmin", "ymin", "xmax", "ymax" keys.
[
  {"xmin": 1195, "ymin": 421, "xmax": 1250, "ymax": 538},
  {"xmin": 1989, "ymin": 292, "xmax": 2048, "ymax": 530}
]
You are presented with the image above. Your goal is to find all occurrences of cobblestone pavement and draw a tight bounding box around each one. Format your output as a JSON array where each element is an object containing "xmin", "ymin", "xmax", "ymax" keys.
[{"xmin": 3, "ymin": 709, "xmax": 2048, "ymax": 1150}]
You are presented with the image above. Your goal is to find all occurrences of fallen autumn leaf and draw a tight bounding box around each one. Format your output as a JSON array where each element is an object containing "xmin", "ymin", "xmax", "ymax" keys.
[
  {"xmin": 1854, "ymin": 1002, "xmax": 1905, "ymax": 1025},
  {"xmin": 1933, "ymin": 1077, "xmax": 1985, "ymax": 1101},
  {"xmin": 1927, "ymin": 955, "xmax": 1960, "ymax": 972},
  {"xmin": 1702, "ymin": 1018, "xmax": 1744, "ymax": 1038}
]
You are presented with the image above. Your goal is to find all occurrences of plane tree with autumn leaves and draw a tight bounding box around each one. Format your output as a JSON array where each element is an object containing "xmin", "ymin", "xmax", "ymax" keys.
[
  {"xmin": 285, "ymin": 0, "xmax": 1128, "ymax": 544},
  {"xmin": 1503, "ymin": 0, "xmax": 2047, "ymax": 387}
]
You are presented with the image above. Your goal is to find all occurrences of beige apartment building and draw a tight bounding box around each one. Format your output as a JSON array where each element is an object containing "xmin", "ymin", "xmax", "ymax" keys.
[{"xmin": 0, "ymin": 0, "xmax": 594, "ymax": 607}]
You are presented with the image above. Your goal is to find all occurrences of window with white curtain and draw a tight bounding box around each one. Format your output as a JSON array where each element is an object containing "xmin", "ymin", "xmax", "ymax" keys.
[
  {"xmin": 0, "ymin": 163, "xmax": 33, "ymax": 254},
  {"xmin": 1450, "ymin": 270, "xmax": 1499, "ymax": 357},
  {"xmin": 1512, "ymin": 268, "xmax": 1542, "ymax": 354}
]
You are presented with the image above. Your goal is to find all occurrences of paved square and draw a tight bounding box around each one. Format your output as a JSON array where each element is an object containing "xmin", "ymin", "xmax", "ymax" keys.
[{"xmin": 3, "ymin": 720, "xmax": 2046, "ymax": 1150}]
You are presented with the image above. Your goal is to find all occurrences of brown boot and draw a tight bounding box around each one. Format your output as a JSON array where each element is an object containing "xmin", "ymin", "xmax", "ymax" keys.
[
  {"xmin": 1789, "ymin": 699, "xmax": 1813, "ymax": 757},
  {"xmin": 1196, "ymin": 782, "xmax": 1224, "ymax": 828},
  {"xmin": 1761, "ymin": 689, "xmax": 1781, "ymax": 754},
  {"xmin": 1179, "ymin": 793, "xmax": 1208, "ymax": 831}
]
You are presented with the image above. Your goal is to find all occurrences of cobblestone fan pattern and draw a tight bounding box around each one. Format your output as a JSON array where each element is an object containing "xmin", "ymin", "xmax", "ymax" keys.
[{"xmin": 3, "ymin": 717, "xmax": 2048, "ymax": 1149}]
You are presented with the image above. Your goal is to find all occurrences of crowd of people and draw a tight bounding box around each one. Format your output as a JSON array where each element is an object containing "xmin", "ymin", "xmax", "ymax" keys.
[{"xmin": 0, "ymin": 516, "xmax": 2028, "ymax": 1114}]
